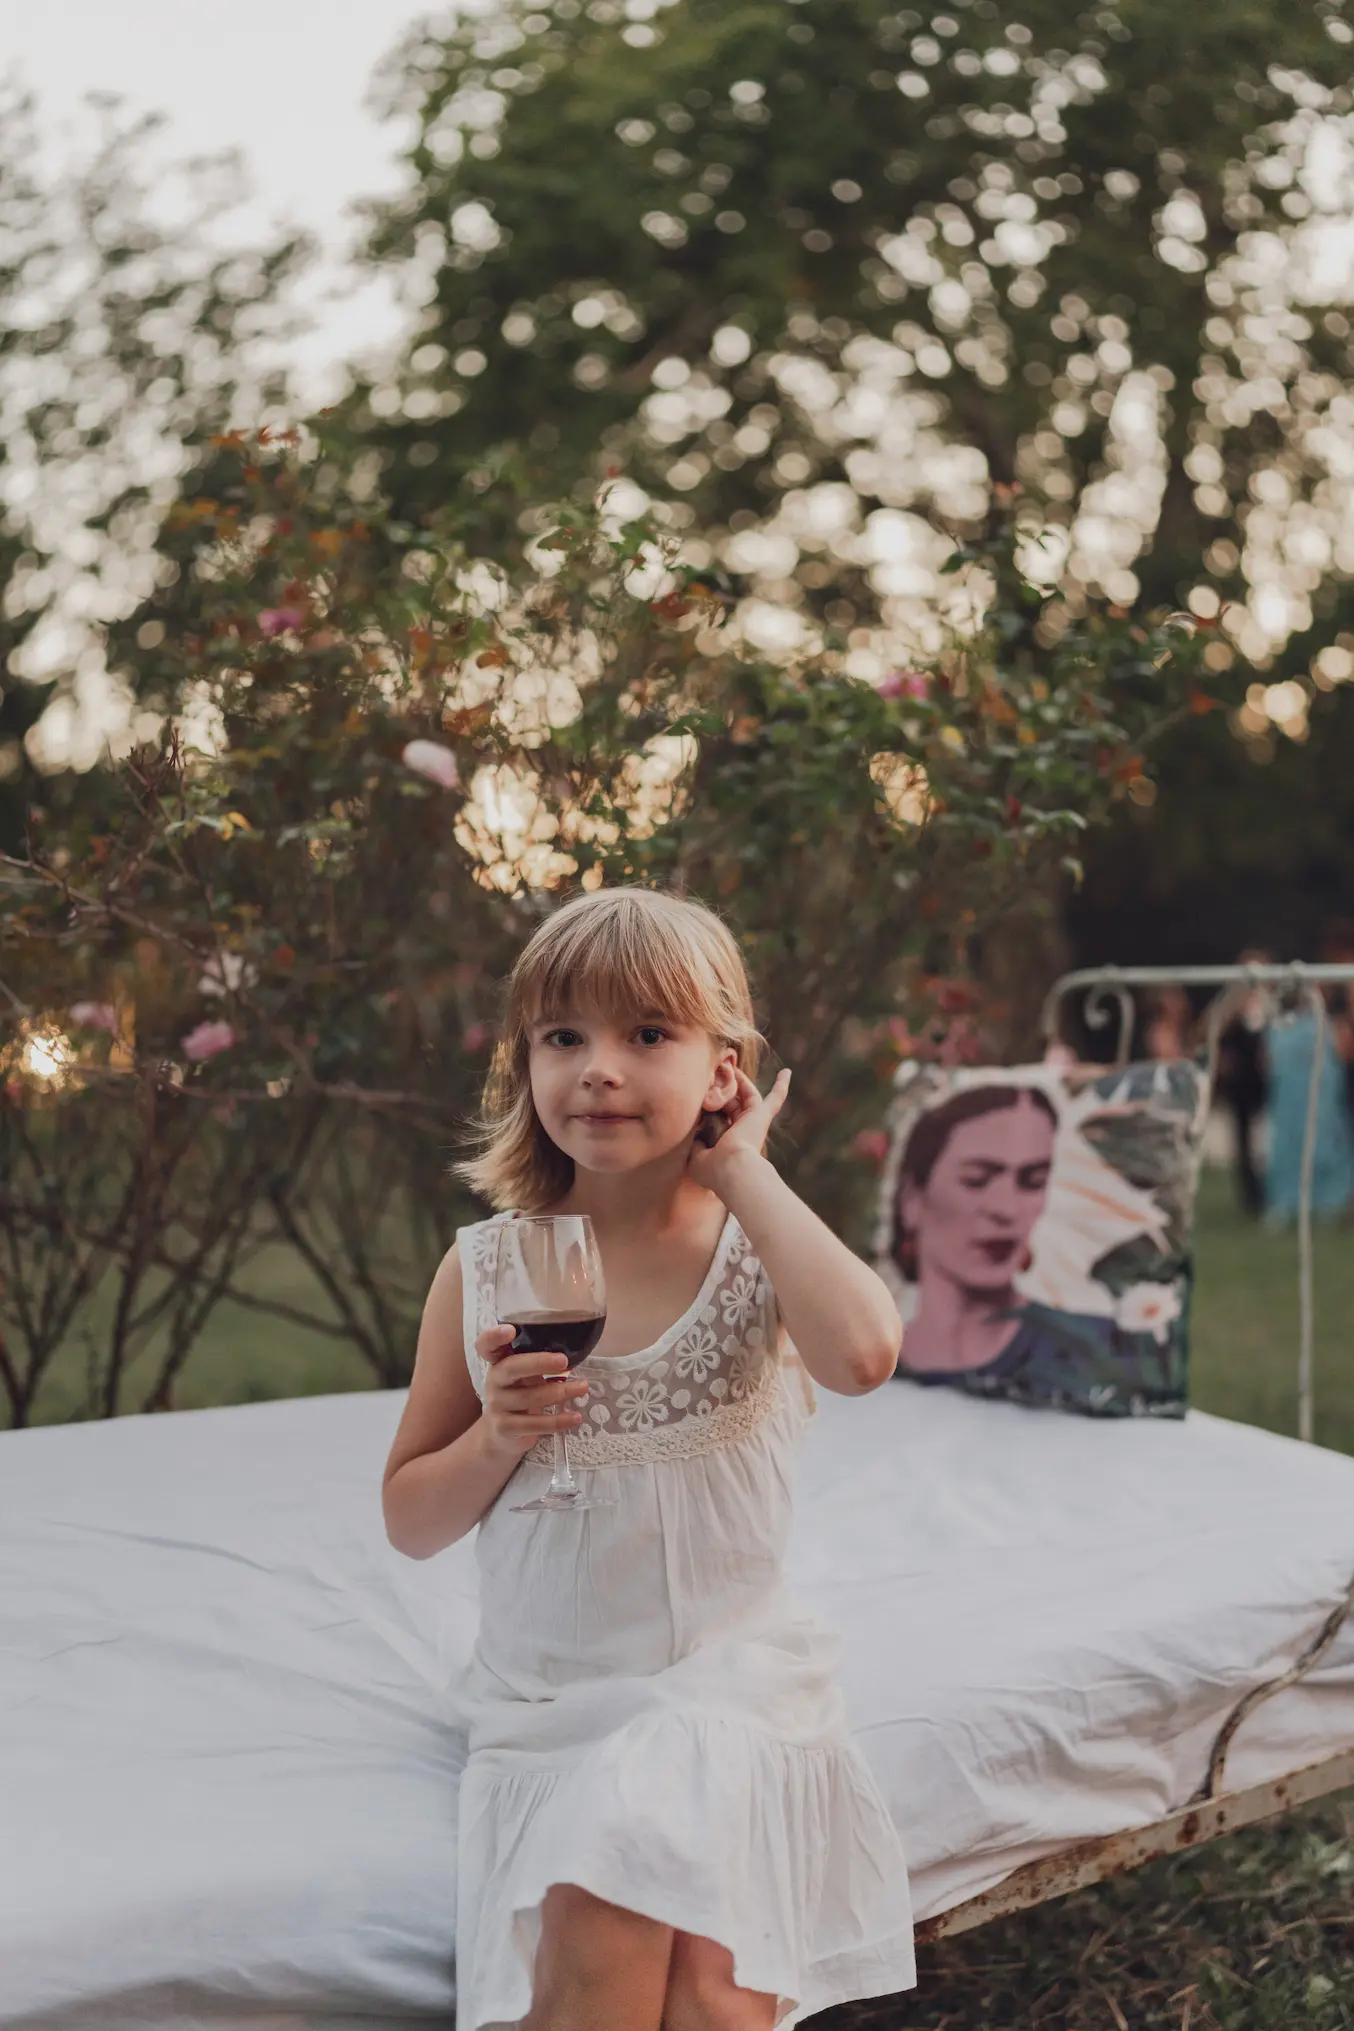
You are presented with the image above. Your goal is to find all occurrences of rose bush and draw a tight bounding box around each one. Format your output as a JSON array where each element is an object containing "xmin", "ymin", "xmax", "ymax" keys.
[{"xmin": 0, "ymin": 428, "xmax": 1212, "ymax": 1421}]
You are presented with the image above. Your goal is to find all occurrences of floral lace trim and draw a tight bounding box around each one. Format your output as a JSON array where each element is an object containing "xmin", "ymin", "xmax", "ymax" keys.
[
  {"xmin": 463, "ymin": 1219, "xmax": 502, "ymax": 1399},
  {"xmin": 523, "ymin": 1357, "xmax": 781, "ymax": 1468},
  {"xmin": 459, "ymin": 1212, "xmax": 784, "ymax": 1469}
]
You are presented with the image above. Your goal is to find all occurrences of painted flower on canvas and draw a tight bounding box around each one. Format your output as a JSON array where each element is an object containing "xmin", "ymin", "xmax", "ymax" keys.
[{"xmin": 1114, "ymin": 1281, "xmax": 1183, "ymax": 1344}]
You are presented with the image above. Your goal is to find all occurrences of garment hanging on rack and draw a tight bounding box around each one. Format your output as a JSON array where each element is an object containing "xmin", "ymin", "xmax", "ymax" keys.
[{"xmin": 1264, "ymin": 1010, "xmax": 1354, "ymax": 1224}]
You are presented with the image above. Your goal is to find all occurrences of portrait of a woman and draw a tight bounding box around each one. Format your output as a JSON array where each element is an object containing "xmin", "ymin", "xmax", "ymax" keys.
[
  {"xmin": 880, "ymin": 1066, "xmax": 1198, "ymax": 1416},
  {"xmin": 891, "ymin": 1084, "xmax": 1058, "ymax": 1377}
]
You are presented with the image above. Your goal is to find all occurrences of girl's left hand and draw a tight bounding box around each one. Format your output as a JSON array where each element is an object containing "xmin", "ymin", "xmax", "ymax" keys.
[{"xmin": 687, "ymin": 1067, "xmax": 791, "ymax": 1191}]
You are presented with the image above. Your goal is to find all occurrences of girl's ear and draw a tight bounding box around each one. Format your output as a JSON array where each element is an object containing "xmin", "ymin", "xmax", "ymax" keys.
[{"xmin": 703, "ymin": 1048, "xmax": 739, "ymax": 1111}]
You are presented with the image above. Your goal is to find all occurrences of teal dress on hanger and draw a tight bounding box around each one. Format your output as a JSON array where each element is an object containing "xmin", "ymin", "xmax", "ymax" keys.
[{"xmin": 1264, "ymin": 1011, "xmax": 1354, "ymax": 1223}]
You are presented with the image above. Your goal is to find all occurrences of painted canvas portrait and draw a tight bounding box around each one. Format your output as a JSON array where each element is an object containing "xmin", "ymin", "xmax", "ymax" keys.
[{"xmin": 873, "ymin": 1058, "xmax": 1210, "ymax": 1418}]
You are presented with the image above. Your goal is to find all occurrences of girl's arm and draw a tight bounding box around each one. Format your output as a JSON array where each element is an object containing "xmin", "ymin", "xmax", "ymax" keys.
[
  {"xmin": 382, "ymin": 1245, "xmax": 590, "ymax": 1560},
  {"xmin": 690, "ymin": 1071, "xmax": 902, "ymax": 1396}
]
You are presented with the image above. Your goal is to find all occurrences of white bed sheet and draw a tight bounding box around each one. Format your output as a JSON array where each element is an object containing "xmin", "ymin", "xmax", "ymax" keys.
[{"xmin": 2, "ymin": 1385, "xmax": 1352, "ymax": 2030}]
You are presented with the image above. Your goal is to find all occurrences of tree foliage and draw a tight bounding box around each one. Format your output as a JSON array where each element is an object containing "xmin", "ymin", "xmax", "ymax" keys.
[
  {"xmin": 0, "ymin": 85, "xmax": 308, "ymax": 773},
  {"xmin": 353, "ymin": 0, "xmax": 1354, "ymax": 648},
  {"xmin": 0, "ymin": 425, "xmax": 1209, "ymax": 1420},
  {"xmin": 8, "ymin": 12, "xmax": 1336, "ymax": 1416}
]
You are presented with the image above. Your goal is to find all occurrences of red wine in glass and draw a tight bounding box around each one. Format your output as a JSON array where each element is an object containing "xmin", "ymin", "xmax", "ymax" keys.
[
  {"xmin": 494, "ymin": 1214, "xmax": 611, "ymax": 1513},
  {"xmin": 508, "ymin": 1313, "xmax": 606, "ymax": 1366}
]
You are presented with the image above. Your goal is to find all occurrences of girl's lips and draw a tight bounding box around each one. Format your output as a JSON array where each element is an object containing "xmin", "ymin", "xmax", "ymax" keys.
[
  {"xmin": 575, "ymin": 1112, "xmax": 638, "ymax": 1125},
  {"xmin": 976, "ymin": 1239, "xmax": 1017, "ymax": 1264}
]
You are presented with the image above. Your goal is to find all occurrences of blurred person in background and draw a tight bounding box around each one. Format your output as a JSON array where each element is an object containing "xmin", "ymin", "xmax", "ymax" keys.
[
  {"xmin": 1320, "ymin": 919, "xmax": 1354, "ymax": 1124},
  {"xmin": 1144, "ymin": 985, "xmax": 1194, "ymax": 1063},
  {"xmin": 1214, "ymin": 950, "xmax": 1271, "ymax": 1221},
  {"xmin": 1264, "ymin": 937, "xmax": 1354, "ymax": 1226}
]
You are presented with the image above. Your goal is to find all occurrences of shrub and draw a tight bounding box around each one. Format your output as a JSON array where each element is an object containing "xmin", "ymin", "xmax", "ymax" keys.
[{"xmin": 0, "ymin": 430, "xmax": 1212, "ymax": 1419}]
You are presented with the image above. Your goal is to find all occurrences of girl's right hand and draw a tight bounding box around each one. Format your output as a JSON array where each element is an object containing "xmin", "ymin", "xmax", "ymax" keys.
[{"xmin": 477, "ymin": 1325, "xmax": 588, "ymax": 1462}]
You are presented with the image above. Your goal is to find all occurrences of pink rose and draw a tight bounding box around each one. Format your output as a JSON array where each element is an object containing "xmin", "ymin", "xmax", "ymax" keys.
[
  {"xmin": 258, "ymin": 606, "xmax": 305, "ymax": 637},
  {"xmin": 402, "ymin": 739, "xmax": 460, "ymax": 790},
  {"xmin": 463, "ymin": 1021, "xmax": 489, "ymax": 1052},
  {"xmin": 182, "ymin": 1020, "xmax": 236, "ymax": 1063},
  {"xmin": 69, "ymin": 1001, "xmax": 118, "ymax": 1033},
  {"xmin": 878, "ymin": 670, "xmax": 930, "ymax": 700},
  {"xmin": 852, "ymin": 1129, "xmax": 890, "ymax": 1165}
]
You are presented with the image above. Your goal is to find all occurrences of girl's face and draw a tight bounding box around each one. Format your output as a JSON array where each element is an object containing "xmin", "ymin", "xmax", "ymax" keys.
[
  {"xmin": 528, "ymin": 1004, "xmax": 739, "ymax": 1176},
  {"xmin": 901, "ymin": 1096, "xmax": 1055, "ymax": 1298}
]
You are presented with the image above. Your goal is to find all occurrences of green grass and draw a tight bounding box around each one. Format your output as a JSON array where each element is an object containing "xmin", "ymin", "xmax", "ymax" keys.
[
  {"xmin": 819, "ymin": 1791, "xmax": 1354, "ymax": 2031},
  {"xmin": 1188, "ymin": 1167, "xmax": 1354, "ymax": 1456},
  {"xmin": 30, "ymin": 1240, "xmax": 377, "ymax": 1425}
]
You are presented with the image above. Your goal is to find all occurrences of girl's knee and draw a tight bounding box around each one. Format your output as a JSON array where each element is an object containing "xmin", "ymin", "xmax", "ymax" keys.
[
  {"xmin": 538, "ymin": 1881, "xmax": 618, "ymax": 1945},
  {"xmin": 528, "ymin": 1885, "xmax": 672, "ymax": 2030},
  {"xmin": 663, "ymin": 1933, "xmax": 777, "ymax": 2031},
  {"xmin": 542, "ymin": 1881, "xmax": 657, "ymax": 1947}
]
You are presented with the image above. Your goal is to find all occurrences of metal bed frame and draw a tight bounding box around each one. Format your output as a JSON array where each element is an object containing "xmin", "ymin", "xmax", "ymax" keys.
[{"xmin": 916, "ymin": 961, "xmax": 1354, "ymax": 1943}]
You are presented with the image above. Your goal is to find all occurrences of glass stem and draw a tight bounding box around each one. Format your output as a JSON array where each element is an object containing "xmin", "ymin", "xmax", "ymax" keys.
[{"xmin": 549, "ymin": 1417, "xmax": 580, "ymax": 1499}]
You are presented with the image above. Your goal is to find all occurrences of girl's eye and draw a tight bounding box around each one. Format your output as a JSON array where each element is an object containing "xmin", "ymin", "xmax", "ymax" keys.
[
  {"xmin": 545, "ymin": 1028, "xmax": 582, "ymax": 1048},
  {"xmin": 636, "ymin": 1026, "xmax": 667, "ymax": 1047}
]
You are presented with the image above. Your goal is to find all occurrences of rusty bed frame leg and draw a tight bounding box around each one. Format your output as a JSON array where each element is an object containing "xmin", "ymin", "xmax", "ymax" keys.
[
  {"xmin": 918, "ymin": 1566, "xmax": 1354, "ymax": 1939},
  {"xmin": 1189, "ymin": 1564, "xmax": 1354, "ymax": 1803},
  {"xmin": 916, "ymin": 1741, "xmax": 1354, "ymax": 1942},
  {"xmin": 918, "ymin": 1567, "xmax": 1354, "ymax": 1940}
]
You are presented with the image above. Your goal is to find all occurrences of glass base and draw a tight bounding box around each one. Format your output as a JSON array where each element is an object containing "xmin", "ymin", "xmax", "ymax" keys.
[{"xmin": 511, "ymin": 1489, "xmax": 613, "ymax": 1513}]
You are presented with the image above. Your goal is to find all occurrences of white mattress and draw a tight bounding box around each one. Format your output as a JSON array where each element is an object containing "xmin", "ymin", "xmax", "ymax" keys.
[{"xmin": 2, "ymin": 1385, "xmax": 1352, "ymax": 2031}]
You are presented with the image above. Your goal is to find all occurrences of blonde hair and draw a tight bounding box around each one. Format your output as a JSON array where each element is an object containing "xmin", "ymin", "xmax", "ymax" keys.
[{"xmin": 459, "ymin": 887, "xmax": 762, "ymax": 1212}]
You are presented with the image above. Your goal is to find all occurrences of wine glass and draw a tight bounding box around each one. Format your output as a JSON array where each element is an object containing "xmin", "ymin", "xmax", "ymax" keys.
[{"xmin": 494, "ymin": 1215, "xmax": 611, "ymax": 1514}]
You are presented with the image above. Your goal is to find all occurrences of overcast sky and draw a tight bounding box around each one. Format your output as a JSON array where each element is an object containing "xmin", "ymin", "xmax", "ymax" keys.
[{"xmin": 7, "ymin": 0, "xmax": 437, "ymax": 388}]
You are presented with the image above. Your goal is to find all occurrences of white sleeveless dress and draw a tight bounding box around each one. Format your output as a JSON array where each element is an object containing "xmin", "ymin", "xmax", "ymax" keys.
[{"xmin": 454, "ymin": 1210, "xmax": 915, "ymax": 2029}]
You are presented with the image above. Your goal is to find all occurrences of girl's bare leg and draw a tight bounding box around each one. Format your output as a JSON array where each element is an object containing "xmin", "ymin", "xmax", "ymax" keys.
[
  {"xmin": 523, "ymin": 1883, "xmax": 674, "ymax": 2031},
  {"xmin": 662, "ymin": 1932, "xmax": 778, "ymax": 2031}
]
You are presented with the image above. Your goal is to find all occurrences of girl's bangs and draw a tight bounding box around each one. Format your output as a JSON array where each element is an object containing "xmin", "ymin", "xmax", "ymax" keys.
[{"xmin": 520, "ymin": 901, "xmax": 732, "ymax": 1038}]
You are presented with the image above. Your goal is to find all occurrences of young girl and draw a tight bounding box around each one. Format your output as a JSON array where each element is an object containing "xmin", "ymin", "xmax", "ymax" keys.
[{"xmin": 383, "ymin": 888, "xmax": 915, "ymax": 2030}]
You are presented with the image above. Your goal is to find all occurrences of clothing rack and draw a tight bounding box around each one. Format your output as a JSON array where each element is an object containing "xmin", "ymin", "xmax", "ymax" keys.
[{"xmin": 1042, "ymin": 962, "xmax": 1354, "ymax": 1448}]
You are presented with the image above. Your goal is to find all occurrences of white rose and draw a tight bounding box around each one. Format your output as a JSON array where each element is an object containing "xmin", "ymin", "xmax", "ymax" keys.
[
  {"xmin": 198, "ymin": 953, "xmax": 258, "ymax": 997},
  {"xmin": 401, "ymin": 739, "xmax": 460, "ymax": 790}
]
